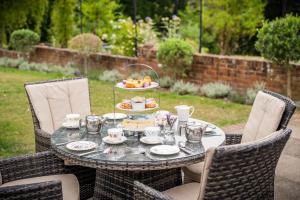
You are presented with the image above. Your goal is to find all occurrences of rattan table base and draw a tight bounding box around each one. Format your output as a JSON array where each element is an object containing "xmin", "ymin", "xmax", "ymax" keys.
[{"xmin": 93, "ymin": 168, "xmax": 182, "ymax": 200}]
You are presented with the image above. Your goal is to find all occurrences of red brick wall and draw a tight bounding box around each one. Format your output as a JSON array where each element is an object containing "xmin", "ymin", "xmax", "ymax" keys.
[
  {"xmin": 0, "ymin": 45, "xmax": 299, "ymax": 100},
  {"xmin": 0, "ymin": 48, "xmax": 28, "ymax": 59},
  {"xmin": 28, "ymin": 45, "xmax": 137, "ymax": 73},
  {"xmin": 138, "ymin": 45, "xmax": 300, "ymax": 100}
]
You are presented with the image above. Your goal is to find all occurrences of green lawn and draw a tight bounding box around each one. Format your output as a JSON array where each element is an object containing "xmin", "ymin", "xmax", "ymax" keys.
[{"xmin": 0, "ymin": 67, "xmax": 251, "ymax": 157}]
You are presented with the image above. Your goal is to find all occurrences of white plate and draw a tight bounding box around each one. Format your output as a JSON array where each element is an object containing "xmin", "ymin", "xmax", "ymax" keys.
[
  {"xmin": 205, "ymin": 127, "xmax": 215, "ymax": 133},
  {"xmin": 116, "ymin": 103, "xmax": 159, "ymax": 112},
  {"xmin": 116, "ymin": 82, "xmax": 159, "ymax": 90},
  {"xmin": 66, "ymin": 141, "xmax": 97, "ymax": 151},
  {"xmin": 62, "ymin": 121, "xmax": 79, "ymax": 129},
  {"xmin": 150, "ymin": 145, "xmax": 180, "ymax": 155},
  {"xmin": 103, "ymin": 136, "xmax": 127, "ymax": 144},
  {"xmin": 103, "ymin": 113, "xmax": 127, "ymax": 120},
  {"xmin": 140, "ymin": 136, "xmax": 163, "ymax": 145}
]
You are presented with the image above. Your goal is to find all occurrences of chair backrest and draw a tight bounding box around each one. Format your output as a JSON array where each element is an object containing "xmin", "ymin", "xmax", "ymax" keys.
[
  {"xmin": 199, "ymin": 128, "xmax": 292, "ymax": 200},
  {"xmin": 241, "ymin": 90, "xmax": 296, "ymax": 143},
  {"xmin": 25, "ymin": 78, "xmax": 91, "ymax": 134}
]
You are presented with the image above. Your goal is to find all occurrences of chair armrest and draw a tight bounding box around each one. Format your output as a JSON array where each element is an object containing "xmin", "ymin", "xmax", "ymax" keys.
[
  {"xmin": 0, "ymin": 180, "xmax": 63, "ymax": 200},
  {"xmin": 225, "ymin": 133, "xmax": 243, "ymax": 145},
  {"xmin": 0, "ymin": 151, "xmax": 65, "ymax": 183},
  {"xmin": 35, "ymin": 128, "xmax": 51, "ymax": 138},
  {"xmin": 134, "ymin": 181, "xmax": 172, "ymax": 200}
]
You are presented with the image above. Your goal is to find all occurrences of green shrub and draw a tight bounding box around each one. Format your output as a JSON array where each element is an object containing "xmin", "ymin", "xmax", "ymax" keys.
[
  {"xmin": 68, "ymin": 33, "xmax": 102, "ymax": 53},
  {"xmin": 245, "ymin": 82, "xmax": 266, "ymax": 104},
  {"xmin": 200, "ymin": 82, "xmax": 232, "ymax": 98},
  {"xmin": 9, "ymin": 29, "xmax": 40, "ymax": 51},
  {"xmin": 157, "ymin": 38, "xmax": 194, "ymax": 77},
  {"xmin": 255, "ymin": 15, "xmax": 300, "ymax": 97},
  {"xmin": 0, "ymin": 57, "xmax": 25, "ymax": 68},
  {"xmin": 171, "ymin": 80, "xmax": 199, "ymax": 95},
  {"xmin": 129, "ymin": 70, "xmax": 157, "ymax": 80},
  {"xmin": 19, "ymin": 61, "xmax": 77, "ymax": 76},
  {"xmin": 99, "ymin": 69, "xmax": 122, "ymax": 82},
  {"xmin": 159, "ymin": 76, "xmax": 175, "ymax": 89},
  {"xmin": 228, "ymin": 90, "xmax": 245, "ymax": 104}
]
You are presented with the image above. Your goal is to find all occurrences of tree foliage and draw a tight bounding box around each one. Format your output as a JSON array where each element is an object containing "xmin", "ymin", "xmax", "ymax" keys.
[
  {"xmin": 51, "ymin": 0, "xmax": 76, "ymax": 47},
  {"xmin": 255, "ymin": 15, "xmax": 300, "ymax": 65},
  {"xmin": 81, "ymin": 0, "xmax": 119, "ymax": 36},
  {"xmin": 0, "ymin": 0, "xmax": 47, "ymax": 47},
  {"xmin": 179, "ymin": 0, "xmax": 265, "ymax": 54}
]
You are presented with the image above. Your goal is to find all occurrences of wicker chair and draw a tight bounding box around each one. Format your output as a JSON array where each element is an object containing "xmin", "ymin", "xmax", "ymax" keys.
[
  {"xmin": 183, "ymin": 90, "xmax": 296, "ymax": 183},
  {"xmin": 0, "ymin": 151, "xmax": 81, "ymax": 200},
  {"xmin": 134, "ymin": 128, "xmax": 292, "ymax": 200},
  {"xmin": 24, "ymin": 78, "xmax": 95, "ymax": 199}
]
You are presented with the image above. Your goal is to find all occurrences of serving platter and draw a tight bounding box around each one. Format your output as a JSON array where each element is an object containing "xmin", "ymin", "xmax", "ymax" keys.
[
  {"xmin": 115, "ymin": 82, "xmax": 159, "ymax": 90},
  {"xmin": 116, "ymin": 103, "xmax": 159, "ymax": 112}
]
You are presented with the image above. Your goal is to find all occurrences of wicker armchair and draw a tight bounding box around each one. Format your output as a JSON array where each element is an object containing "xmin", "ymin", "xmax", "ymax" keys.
[
  {"xmin": 24, "ymin": 78, "xmax": 95, "ymax": 199},
  {"xmin": 134, "ymin": 128, "xmax": 292, "ymax": 200},
  {"xmin": 225, "ymin": 90, "xmax": 296, "ymax": 145},
  {"xmin": 183, "ymin": 90, "xmax": 296, "ymax": 183},
  {"xmin": 0, "ymin": 151, "xmax": 77, "ymax": 200}
]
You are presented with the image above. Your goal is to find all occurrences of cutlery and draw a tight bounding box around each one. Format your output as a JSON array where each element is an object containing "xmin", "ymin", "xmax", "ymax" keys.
[
  {"xmin": 140, "ymin": 151, "xmax": 155, "ymax": 161},
  {"xmin": 179, "ymin": 147, "xmax": 191, "ymax": 155},
  {"xmin": 78, "ymin": 149, "xmax": 101, "ymax": 156},
  {"xmin": 178, "ymin": 141, "xmax": 193, "ymax": 154},
  {"xmin": 56, "ymin": 141, "xmax": 76, "ymax": 146}
]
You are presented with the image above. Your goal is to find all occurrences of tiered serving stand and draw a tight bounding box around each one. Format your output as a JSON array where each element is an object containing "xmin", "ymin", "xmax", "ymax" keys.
[{"xmin": 112, "ymin": 63, "xmax": 161, "ymax": 127}]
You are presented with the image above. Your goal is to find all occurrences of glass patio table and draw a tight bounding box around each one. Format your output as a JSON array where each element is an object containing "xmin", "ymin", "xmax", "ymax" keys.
[{"xmin": 51, "ymin": 115, "xmax": 225, "ymax": 200}]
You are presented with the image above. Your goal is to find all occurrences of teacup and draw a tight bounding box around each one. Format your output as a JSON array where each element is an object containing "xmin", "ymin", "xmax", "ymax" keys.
[
  {"xmin": 144, "ymin": 126, "xmax": 160, "ymax": 137},
  {"xmin": 107, "ymin": 128, "xmax": 123, "ymax": 139},
  {"xmin": 65, "ymin": 114, "xmax": 80, "ymax": 124}
]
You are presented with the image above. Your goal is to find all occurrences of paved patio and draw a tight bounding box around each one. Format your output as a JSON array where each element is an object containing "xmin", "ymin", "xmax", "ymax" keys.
[{"xmin": 224, "ymin": 112, "xmax": 300, "ymax": 200}]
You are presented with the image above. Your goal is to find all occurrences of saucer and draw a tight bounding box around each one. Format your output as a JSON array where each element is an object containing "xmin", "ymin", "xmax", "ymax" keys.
[
  {"xmin": 103, "ymin": 113, "xmax": 127, "ymax": 120},
  {"xmin": 66, "ymin": 141, "xmax": 97, "ymax": 151},
  {"xmin": 103, "ymin": 136, "xmax": 127, "ymax": 144},
  {"xmin": 150, "ymin": 145, "xmax": 180, "ymax": 155},
  {"xmin": 62, "ymin": 121, "xmax": 79, "ymax": 129},
  {"xmin": 140, "ymin": 136, "xmax": 163, "ymax": 145}
]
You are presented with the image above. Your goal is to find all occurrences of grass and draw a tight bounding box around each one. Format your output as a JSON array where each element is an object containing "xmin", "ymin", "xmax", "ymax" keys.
[{"xmin": 0, "ymin": 67, "xmax": 251, "ymax": 158}]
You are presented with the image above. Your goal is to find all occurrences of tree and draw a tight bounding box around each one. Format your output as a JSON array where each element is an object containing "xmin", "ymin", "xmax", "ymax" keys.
[
  {"xmin": 0, "ymin": 0, "xmax": 47, "ymax": 47},
  {"xmin": 255, "ymin": 15, "xmax": 300, "ymax": 97},
  {"xmin": 179, "ymin": 0, "xmax": 265, "ymax": 54},
  {"xmin": 51, "ymin": 0, "xmax": 76, "ymax": 47},
  {"xmin": 81, "ymin": 0, "xmax": 119, "ymax": 37}
]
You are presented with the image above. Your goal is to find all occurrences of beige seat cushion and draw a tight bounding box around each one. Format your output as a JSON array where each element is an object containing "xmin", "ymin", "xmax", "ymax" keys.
[
  {"xmin": 25, "ymin": 78, "xmax": 90, "ymax": 134},
  {"xmin": 1, "ymin": 174, "xmax": 79, "ymax": 200},
  {"xmin": 241, "ymin": 91, "xmax": 285, "ymax": 143},
  {"xmin": 182, "ymin": 162, "xmax": 204, "ymax": 183},
  {"xmin": 163, "ymin": 182, "xmax": 200, "ymax": 200}
]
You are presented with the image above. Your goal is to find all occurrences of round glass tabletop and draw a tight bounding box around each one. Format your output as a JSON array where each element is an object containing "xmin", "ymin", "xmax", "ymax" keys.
[{"xmin": 51, "ymin": 116, "xmax": 225, "ymax": 171}]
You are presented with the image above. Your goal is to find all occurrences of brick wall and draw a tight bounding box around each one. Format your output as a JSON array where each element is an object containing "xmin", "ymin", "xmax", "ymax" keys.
[
  {"xmin": 138, "ymin": 45, "xmax": 300, "ymax": 100},
  {"xmin": 0, "ymin": 45, "xmax": 299, "ymax": 100},
  {"xmin": 0, "ymin": 48, "xmax": 28, "ymax": 59},
  {"xmin": 29, "ymin": 45, "xmax": 137, "ymax": 73}
]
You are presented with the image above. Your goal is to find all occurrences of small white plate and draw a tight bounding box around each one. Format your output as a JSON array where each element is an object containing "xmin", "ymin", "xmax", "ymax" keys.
[
  {"xmin": 103, "ymin": 136, "xmax": 127, "ymax": 144},
  {"xmin": 66, "ymin": 141, "xmax": 97, "ymax": 151},
  {"xmin": 140, "ymin": 136, "xmax": 163, "ymax": 145},
  {"xmin": 62, "ymin": 121, "xmax": 79, "ymax": 129},
  {"xmin": 103, "ymin": 113, "xmax": 127, "ymax": 120},
  {"xmin": 116, "ymin": 103, "xmax": 159, "ymax": 112},
  {"xmin": 150, "ymin": 145, "xmax": 180, "ymax": 155},
  {"xmin": 116, "ymin": 82, "xmax": 159, "ymax": 90}
]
